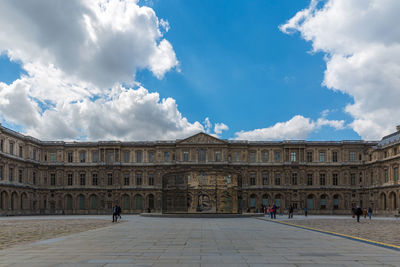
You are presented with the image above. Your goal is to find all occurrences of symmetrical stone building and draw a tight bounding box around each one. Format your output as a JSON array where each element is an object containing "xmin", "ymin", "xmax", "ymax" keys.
[{"xmin": 1, "ymin": 123, "xmax": 400, "ymax": 216}]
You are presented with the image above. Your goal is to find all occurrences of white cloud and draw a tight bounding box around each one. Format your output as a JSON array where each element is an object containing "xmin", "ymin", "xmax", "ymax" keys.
[
  {"xmin": 280, "ymin": 0, "xmax": 400, "ymax": 140},
  {"xmin": 0, "ymin": 0, "xmax": 227, "ymax": 141},
  {"xmin": 214, "ymin": 123, "xmax": 229, "ymax": 135},
  {"xmin": 0, "ymin": 0, "xmax": 178, "ymax": 89},
  {"xmin": 234, "ymin": 115, "xmax": 345, "ymax": 141}
]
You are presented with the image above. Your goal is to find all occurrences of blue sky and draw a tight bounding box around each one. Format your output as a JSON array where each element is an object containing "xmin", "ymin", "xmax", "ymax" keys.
[{"xmin": 0, "ymin": 0, "xmax": 397, "ymax": 141}]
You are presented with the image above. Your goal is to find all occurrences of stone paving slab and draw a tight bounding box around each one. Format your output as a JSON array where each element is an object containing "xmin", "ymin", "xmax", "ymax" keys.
[{"xmin": 0, "ymin": 215, "xmax": 399, "ymax": 266}]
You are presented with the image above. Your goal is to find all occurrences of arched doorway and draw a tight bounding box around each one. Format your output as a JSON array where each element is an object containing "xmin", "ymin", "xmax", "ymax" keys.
[
  {"xmin": 65, "ymin": 194, "xmax": 73, "ymax": 210},
  {"xmin": 333, "ymin": 194, "xmax": 340, "ymax": 210},
  {"xmin": 148, "ymin": 194, "xmax": 154, "ymax": 210},
  {"xmin": 122, "ymin": 194, "xmax": 130, "ymax": 210},
  {"xmin": 11, "ymin": 192, "xmax": 18, "ymax": 211},
  {"xmin": 307, "ymin": 194, "xmax": 315, "ymax": 209},
  {"xmin": 20, "ymin": 193, "xmax": 28, "ymax": 210},
  {"xmin": 0, "ymin": 191, "xmax": 8, "ymax": 210},
  {"xmin": 389, "ymin": 192, "xmax": 397, "ymax": 210},
  {"xmin": 135, "ymin": 195, "xmax": 143, "ymax": 210},
  {"xmin": 90, "ymin": 194, "xmax": 98, "ymax": 209},
  {"xmin": 249, "ymin": 194, "xmax": 257, "ymax": 210},
  {"xmin": 380, "ymin": 193, "xmax": 387, "ymax": 210}
]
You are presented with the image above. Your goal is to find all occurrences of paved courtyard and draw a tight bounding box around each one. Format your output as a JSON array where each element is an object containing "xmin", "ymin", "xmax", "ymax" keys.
[{"xmin": 0, "ymin": 215, "xmax": 400, "ymax": 266}]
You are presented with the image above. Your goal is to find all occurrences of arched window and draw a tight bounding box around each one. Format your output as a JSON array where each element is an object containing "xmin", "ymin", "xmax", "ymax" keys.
[
  {"xmin": 79, "ymin": 195, "xmax": 85, "ymax": 210},
  {"xmin": 148, "ymin": 194, "xmax": 154, "ymax": 209},
  {"xmin": 135, "ymin": 195, "xmax": 143, "ymax": 210},
  {"xmin": 90, "ymin": 195, "xmax": 97, "ymax": 209},
  {"xmin": 11, "ymin": 192, "xmax": 18, "ymax": 210},
  {"xmin": 0, "ymin": 191, "xmax": 8, "ymax": 210},
  {"xmin": 333, "ymin": 195, "xmax": 339, "ymax": 209},
  {"xmin": 250, "ymin": 194, "xmax": 257, "ymax": 208},
  {"xmin": 320, "ymin": 195, "xmax": 327, "ymax": 209},
  {"xmin": 307, "ymin": 195, "xmax": 314, "ymax": 209},
  {"xmin": 123, "ymin": 195, "xmax": 130, "ymax": 210},
  {"xmin": 66, "ymin": 195, "xmax": 73, "ymax": 210},
  {"xmin": 262, "ymin": 195, "xmax": 269, "ymax": 207},
  {"xmin": 20, "ymin": 193, "xmax": 28, "ymax": 210}
]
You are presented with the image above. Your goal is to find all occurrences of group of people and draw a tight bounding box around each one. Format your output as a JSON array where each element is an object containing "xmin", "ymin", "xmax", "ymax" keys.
[
  {"xmin": 352, "ymin": 206, "xmax": 373, "ymax": 222},
  {"xmin": 262, "ymin": 204, "xmax": 279, "ymax": 219},
  {"xmin": 112, "ymin": 205, "xmax": 122, "ymax": 222}
]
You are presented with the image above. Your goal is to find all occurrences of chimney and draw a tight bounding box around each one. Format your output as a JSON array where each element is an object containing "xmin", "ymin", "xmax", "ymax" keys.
[{"xmin": 397, "ymin": 125, "xmax": 400, "ymax": 132}]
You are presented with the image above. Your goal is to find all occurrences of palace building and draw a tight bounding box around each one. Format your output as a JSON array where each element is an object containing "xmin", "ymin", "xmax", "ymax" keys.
[{"xmin": 1, "ymin": 123, "xmax": 400, "ymax": 216}]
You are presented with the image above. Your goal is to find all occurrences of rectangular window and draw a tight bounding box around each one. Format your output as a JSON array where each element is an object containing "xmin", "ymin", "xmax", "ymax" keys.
[
  {"xmin": 67, "ymin": 173, "xmax": 73, "ymax": 186},
  {"xmin": 136, "ymin": 173, "xmax": 142, "ymax": 185},
  {"xmin": 384, "ymin": 169, "xmax": 388, "ymax": 183},
  {"xmin": 124, "ymin": 173, "xmax": 129, "ymax": 185},
  {"xmin": 250, "ymin": 152, "xmax": 256, "ymax": 163},
  {"xmin": 67, "ymin": 152, "xmax": 73, "ymax": 163},
  {"xmin": 164, "ymin": 151, "xmax": 170, "ymax": 162},
  {"xmin": 92, "ymin": 173, "xmax": 98, "ymax": 186},
  {"xmin": 148, "ymin": 151, "xmax": 154, "ymax": 163},
  {"xmin": 9, "ymin": 142, "xmax": 14, "ymax": 155},
  {"xmin": 92, "ymin": 151, "xmax": 98, "ymax": 163},
  {"xmin": 319, "ymin": 173, "xmax": 326, "ymax": 186},
  {"xmin": 80, "ymin": 151, "xmax": 86, "ymax": 163},
  {"xmin": 0, "ymin": 166, "xmax": 2, "ymax": 180},
  {"xmin": 136, "ymin": 151, "xmax": 142, "ymax": 163},
  {"xmin": 394, "ymin": 167, "xmax": 399, "ymax": 181},
  {"xmin": 124, "ymin": 151, "xmax": 130, "ymax": 163},
  {"xmin": 249, "ymin": 173, "xmax": 256, "ymax": 186},
  {"xmin": 107, "ymin": 173, "xmax": 113, "ymax": 185},
  {"xmin": 274, "ymin": 151, "xmax": 281, "ymax": 162},
  {"xmin": 0, "ymin": 139, "xmax": 3, "ymax": 152},
  {"xmin": 9, "ymin": 167, "xmax": 13, "ymax": 181},
  {"xmin": 350, "ymin": 152, "xmax": 356, "ymax": 162},
  {"xmin": 262, "ymin": 172, "xmax": 268, "ymax": 185},
  {"xmin": 292, "ymin": 173, "xmax": 297, "ymax": 185},
  {"xmin": 19, "ymin": 146, "xmax": 23, "ymax": 157},
  {"xmin": 290, "ymin": 152, "xmax": 296, "ymax": 162},
  {"xmin": 215, "ymin": 151, "xmax": 221, "ymax": 162},
  {"xmin": 262, "ymin": 151, "xmax": 268, "ymax": 162},
  {"xmin": 32, "ymin": 172, "xmax": 36, "ymax": 185},
  {"xmin": 333, "ymin": 173, "xmax": 338, "ymax": 185},
  {"xmin": 234, "ymin": 152, "xmax": 240, "ymax": 162},
  {"xmin": 80, "ymin": 173, "xmax": 86, "ymax": 185},
  {"xmin": 198, "ymin": 149, "xmax": 206, "ymax": 162},
  {"xmin": 148, "ymin": 173, "xmax": 154, "ymax": 186},
  {"xmin": 332, "ymin": 151, "xmax": 338, "ymax": 162},
  {"xmin": 307, "ymin": 174, "xmax": 313, "ymax": 186},
  {"xmin": 50, "ymin": 173, "xmax": 56, "ymax": 186},
  {"xmin": 18, "ymin": 169, "xmax": 22, "ymax": 183},
  {"xmin": 50, "ymin": 152, "xmax": 56, "ymax": 163},
  {"xmin": 306, "ymin": 151, "xmax": 313, "ymax": 162},
  {"xmin": 107, "ymin": 152, "xmax": 114, "ymax": 163},
  {"xmin": 275, "ymin": 173, "xmax": 280, "ymax": 185},
  {"xmin": 351, "ymin": 173, "xmax": 356, "ymax": 185},
  {"xmin": 33, "ymin": 149, "xmax": 37, "ymax": 161},
  {"xmin": 183, "ymin": 151, "xmax": 189, "ymax": 162},
  {"xmin": 319, "ymin": 152, "xmax": 325, "ymax": 162},
  {"xmin": 394, "ymin": 147, "xmax": 398, "ymax": 155}
]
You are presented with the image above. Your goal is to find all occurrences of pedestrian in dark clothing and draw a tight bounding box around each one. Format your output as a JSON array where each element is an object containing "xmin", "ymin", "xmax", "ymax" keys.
[
  {"xmin": 304, "ymin": 207, "xmax": 308, "ymax": 217},
  {"xmin": 288, "ymin": 205, "xmax": 294, "ymax": 219},
  {"xmin": 272, "ymin": 204, "xmax": 277, "ymax": 219},
  {"xmin": 116, "ymin": 205, "xmax": 122, "ymax": 221},
  {"xmin": 112, "ymin": 205, "xmax": 118, "ymax": 222},
  {"xmin": 368, "ymin": 207, "xmax": 373, "ymax": 220},
  {"xmin": 355, "ymin": 206, "xmax": 362, "ymax": 222}
]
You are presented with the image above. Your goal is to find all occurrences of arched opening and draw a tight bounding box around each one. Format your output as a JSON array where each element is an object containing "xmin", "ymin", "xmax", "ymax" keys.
[
  {"xmin": 380, "ymin": 193, "xmax": 387, "ymax": 210},
  {"xmin": 11, "ymin": 192, "xmax": 18, "ymax": 211},
  {"xmin": 20, "ymin": 193, "xmax": 28, "ymax": 210},
  {"xmin": 333, "ymin": 194, "xmax": 340, "ymax": 209},
  {"xmin": 122, "ymin": 194, "xmax": 130, "ymax": 210},
  {"xmin": 262, "ymin": 194, "xmax": 269, "ymax": 207},
  {"xmin": 65, "ymin": 194, "xmax": 73, "ymax": 210},
  {"xmin": 274, "ymin": 194, "xmax": 282, "ymax": 208},
  {"xmin": 307, "ymin": 194, "xmax": 315, "ymax": 209},
  {"xmin": 90, "ymin": 195, "xmax": 98, "ymax": 209},
  {"xmin": 249, "ymin": 194, "xmax": 257, "ymax": 209},
  {"xmin": 320, "ymin": 195, "xmax": 327, "ymax": 209},
  {"xmin": 0, "ymin": 191, "xmax": 9, "ymax": 210},
  {"xmin": 389, "ymin": 192, "xmax": 397, "ymax": 210},
  {"xmin": 148, "ymin": 194, "xmax": 154, "ymax": 210},
  {"xmin": 78, "ymin": 194, "xmax": 85, "ymax": 210},
  {"xmin": 135, "ymin": 195, "xmax": 143, "ymax": 210}
]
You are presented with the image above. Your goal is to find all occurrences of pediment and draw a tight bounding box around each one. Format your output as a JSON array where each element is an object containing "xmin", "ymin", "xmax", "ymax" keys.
[{"xmin": 178, "ymin": 133, "xmax": 227, "ymax": 144}]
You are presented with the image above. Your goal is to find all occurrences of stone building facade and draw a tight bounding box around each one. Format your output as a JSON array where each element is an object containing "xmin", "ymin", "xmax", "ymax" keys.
[{"xmin": 1, "ymin": 123, "xmax": 400, "ymax": 216}]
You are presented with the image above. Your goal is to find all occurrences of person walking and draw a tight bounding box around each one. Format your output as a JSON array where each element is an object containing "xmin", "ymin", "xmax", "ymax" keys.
[
  {"xmin": 304, "ymin": 207, "xmax": 308, "ymax": 217},
  {"xmin": 112, "ymin": 204, "xmax": 118, "ymax": 222},
  {"xmin": 368, "ymin": 207, "xmax": 373, "ymax": 220},
  {"xmin": 288, "ymin": 205, "xmax": 294, "ymax": 219},
  {"xmin": 355, "ymin": 205, "xmax": 362, "ymax": 222},
  {"xmin": 269, "ymin": 205, "xmax": 274, "ymax": 219},
  {"xmin": 363, "ymin": 208, "xmax": 367, "ymax": 218},
  {"xmin": 272, "ymin": 204, "xmax": 277, "ymax": 219},
  {"xmin": 117, "ymin": 205, "xmax": 122, "ymax": 221}
]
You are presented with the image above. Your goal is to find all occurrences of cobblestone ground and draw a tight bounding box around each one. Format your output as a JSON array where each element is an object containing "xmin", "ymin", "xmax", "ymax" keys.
[
  {"xmin": 0, "ymin": 218, "xmax": 112, "ymax": 250},
  {"xmin": 284, "ymin": 217, "xmax": 400, "ymax": 246}
]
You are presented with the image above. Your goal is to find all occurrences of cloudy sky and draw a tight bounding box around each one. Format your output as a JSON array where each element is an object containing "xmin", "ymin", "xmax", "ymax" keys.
[{"xmin": 0, "ymin": 0, "xmax": 399, "ymax": 141}]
